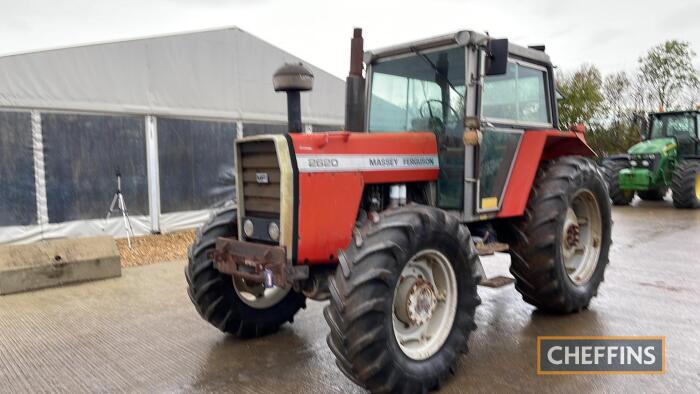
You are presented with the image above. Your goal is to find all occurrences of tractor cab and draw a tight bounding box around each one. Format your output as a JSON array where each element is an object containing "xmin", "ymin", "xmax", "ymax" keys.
[
  {"xmin": 646, "ymin": 110, "xmax": 700, "ymax": 156},
  {"xmin": 362, "ymin": 31, "xmax": 560, "ymax": 219}
]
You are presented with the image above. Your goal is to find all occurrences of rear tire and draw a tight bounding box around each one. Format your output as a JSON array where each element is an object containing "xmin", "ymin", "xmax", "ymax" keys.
[
  {"xmin": 504, "ymin": 157, "xmax": 612, "ymax": 313},
  {"xmin": 601, "ymin": 159, "xmax": 634, "ymax": 205},
  {"xmin": 637, "ymin": 188, "xmax": 667, "ymax": 201},
  {"xmin": 186, "ymin": 204, "xmax": 306, "ymax": 337},
  {"xmin": 324, "ymin": 205, "xmax": 481, "ymax": 393},
  {"xmin": 671, "ymin": 160, "xmax": 700, "ymax": 209}
]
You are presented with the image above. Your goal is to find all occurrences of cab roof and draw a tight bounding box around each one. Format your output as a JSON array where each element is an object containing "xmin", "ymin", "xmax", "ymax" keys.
[
  {"xmin": 651, "ymin": 109, "xmax": 700, "ymax": 116},
  {"xmin": 364, "ymin": 30, "xmax": 552, "ymax": 66}
]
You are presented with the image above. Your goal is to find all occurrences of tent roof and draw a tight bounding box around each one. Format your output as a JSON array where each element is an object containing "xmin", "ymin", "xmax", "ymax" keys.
[{"xmin": 0, "ymin": 26, "xmax": 345, "ymax": 125}]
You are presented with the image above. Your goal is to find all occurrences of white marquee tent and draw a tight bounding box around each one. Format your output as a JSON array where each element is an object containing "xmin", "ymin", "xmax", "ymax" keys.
[{"xmin": 0, "ymin": 27, "xmax": 345, "ymax": 244}]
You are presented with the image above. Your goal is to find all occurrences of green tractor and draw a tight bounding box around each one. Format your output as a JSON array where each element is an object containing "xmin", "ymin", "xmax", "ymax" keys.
[{"xmin": 602, "ymin": 110, "xmax": 700, "ymax": 208}]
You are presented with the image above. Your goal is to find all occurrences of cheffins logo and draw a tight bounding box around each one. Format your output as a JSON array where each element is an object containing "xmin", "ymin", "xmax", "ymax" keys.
[{"xmin": 537, "ymin": 336, "xmax": 665, "ymax": 374}]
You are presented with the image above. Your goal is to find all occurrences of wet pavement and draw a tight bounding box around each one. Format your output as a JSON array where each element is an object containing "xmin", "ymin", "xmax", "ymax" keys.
[{"xmin": 1, "ymin": 198, "xmax": 699, "ymax": 393}]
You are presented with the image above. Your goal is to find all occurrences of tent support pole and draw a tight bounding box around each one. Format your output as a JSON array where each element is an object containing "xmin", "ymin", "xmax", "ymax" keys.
[
  {"xmin": 145, "ymin": 115, "xmax": 161, "ymax": 233},
  {"xmin": 236, "ymin": 120, "xmax": 243, "ymax": 139},
  {"xmin": 31, "ymin": 111, "xmax": 49, "ymax": 233}
]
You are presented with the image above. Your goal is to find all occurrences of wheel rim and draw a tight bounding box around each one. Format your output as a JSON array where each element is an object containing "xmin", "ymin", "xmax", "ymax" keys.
[
  {"xmin": 562, "ymin": 189, "xmax": 603, "ymax": 285},
  {"xmin": 695, "ymin": 173, "xmax": 700, "ymax": 200},
  {"xmin": 233, "ymin": 277, "xmax": 290, "ymax": 309},
  {"xmin": 392, "ymin": 249, "xmax": 458, "ymax": 360}
]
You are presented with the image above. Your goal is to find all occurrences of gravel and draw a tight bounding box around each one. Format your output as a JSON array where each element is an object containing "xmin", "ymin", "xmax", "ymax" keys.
[{"xmin": 116, "ymin": 231, "xmax": 195, "ymax": 268}]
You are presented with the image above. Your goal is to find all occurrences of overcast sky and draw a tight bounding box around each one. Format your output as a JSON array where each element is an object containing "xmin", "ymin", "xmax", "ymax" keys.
[{"xmin": 1, "ymin": 0, "xmax": 698, "ymax": 79}]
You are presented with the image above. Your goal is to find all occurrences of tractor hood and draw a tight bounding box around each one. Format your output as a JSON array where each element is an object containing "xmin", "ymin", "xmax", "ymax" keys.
[{"xmin": 628, "ymin": 138, "xmax": 676, "ymax": 155}]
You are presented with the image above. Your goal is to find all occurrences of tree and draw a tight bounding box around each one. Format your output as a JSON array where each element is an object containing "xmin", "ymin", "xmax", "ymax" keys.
[
  {"xmin": 584, "ymin": 122, "xmax": 641, "ymax": 156},
  {"xmin": 601, "ymin": 71, "xmax": 633, "ymax": 121},
  {"xmin": 584, "ymin": 72, "xmax": 641, "ymax": 156},
  {"xmin": 629, "ymin": 72, "xmax": 653, "ymax": 115},
  {"xmin": 638, "ymin": 40, "xmax": 699, "ymax": 110},
  {"xmin": 557, "ymin": 64, "xmax": 604, "ymax": 129}
]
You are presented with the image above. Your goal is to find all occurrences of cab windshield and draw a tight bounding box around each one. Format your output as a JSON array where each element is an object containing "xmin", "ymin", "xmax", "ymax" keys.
[
  {"xmin": 650, "ymin": 113, "xmax": 697, "ymax": 139},
  {"xmin": 368, "ymin": 47, "xmax": 465, "ymax": 134},
  {"xmin": 368, "ymin": 47, "xmax": 466, "ymax": 209}
]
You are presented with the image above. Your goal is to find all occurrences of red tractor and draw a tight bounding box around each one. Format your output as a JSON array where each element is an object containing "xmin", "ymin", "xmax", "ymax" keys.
[{"xmin": 186, "ymin": 29, "xmax": 611, "ymax": 392}]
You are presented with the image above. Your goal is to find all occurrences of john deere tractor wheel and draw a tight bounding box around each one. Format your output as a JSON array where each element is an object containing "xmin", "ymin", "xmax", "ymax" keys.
[
  {"xmin": 325, "ymin": 205, "xmax": 481, "ymax": 393},
  {"xmin": 186, "ymin": 204, "xmax": 306, "ymax": 337},
  {"xmin": 672, "ymin": 160, "xmax": 700, "ymax": 209},
  {"xmin": 505, "ymin": 157, "xmax": 612, "ymax": 313},
  {"xmin": 637, "ymin": 188, "xmax": 667, "ymax": 201},
  {"xmin": 601, "ymin": 159, "xmax": 634, "ymax": 205}
]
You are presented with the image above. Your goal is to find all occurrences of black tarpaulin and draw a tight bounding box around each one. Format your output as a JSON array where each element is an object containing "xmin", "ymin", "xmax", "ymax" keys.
[
  {"xmin": 158, "ymin": 117, "xmax": 237, "ymax": 213},
  {"xmin": 42, "ymin": 113, "xmax": 149, "ymax": 223},
  {"xmin": 0, "ymin": 111, "xmax": 36, "ymax": 226}
]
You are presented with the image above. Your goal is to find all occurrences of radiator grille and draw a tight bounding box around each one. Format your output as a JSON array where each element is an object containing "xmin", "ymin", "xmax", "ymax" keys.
[{"xmin": 239, "ymin": 141, "xmax": 280, "ymax": 220}]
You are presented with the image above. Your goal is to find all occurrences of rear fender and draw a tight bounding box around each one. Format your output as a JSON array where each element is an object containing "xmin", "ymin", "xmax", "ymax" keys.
[{"xmin": 498, "ymin": 130, "xmax": 595, "ymax": 218}]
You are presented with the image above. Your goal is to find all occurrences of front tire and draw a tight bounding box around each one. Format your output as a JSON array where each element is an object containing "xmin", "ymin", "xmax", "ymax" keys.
[
  {"xmin": 671, "ymin": 160, "xmax": 700, "ymax": 209},
  {"xmin": 505, "ymin": 157, "xmax": 612, "ymax": 313},
  {"xmin": 601, "ymin": 159, "xmax": 634, "ymax": 205},
  {"xmin": 186, "ymin": 204, "xmax": 306, "ymax": 337},
  {"xmin": 637, "ymin": 188, "xmax": 667, "ymax": 201},
  {"xmin": 324, "ymin": 206, "xmax": 481, "ymax": 393}
]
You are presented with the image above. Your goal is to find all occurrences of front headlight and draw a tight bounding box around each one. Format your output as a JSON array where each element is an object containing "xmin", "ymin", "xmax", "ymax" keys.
[
  {"xmin": 641, "ymin": 160, "xmax": 650, "ymax": 167},
  {"xmin": 268, "ymin": 222, "xmax": 280, "ymax": 241},
  {"xmin": 243, "ymin": 219, "xmax": 254, "ymax": 237},
  {"xmin": 630, "ymin": 160, "xmax": 638, "ymax": 167}
]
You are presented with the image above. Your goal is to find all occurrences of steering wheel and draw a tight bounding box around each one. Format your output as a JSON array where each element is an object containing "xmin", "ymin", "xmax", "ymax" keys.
[
  {"xmin": 418, "ymin": 100, "xmax": 462, "ymax": 147},
  {"xmin": 419, "ymin": 100, "xmax": 461, "ymax": 125}
]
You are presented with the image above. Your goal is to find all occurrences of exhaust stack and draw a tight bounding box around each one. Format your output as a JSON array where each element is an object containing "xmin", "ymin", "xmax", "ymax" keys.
[
  {"xmin": 345, "ymin": 28, "xmax": 366, "ymax": 132},
  {"xmin": 273, "ymin": 63, "xmax": 314, "ymax": 133}
]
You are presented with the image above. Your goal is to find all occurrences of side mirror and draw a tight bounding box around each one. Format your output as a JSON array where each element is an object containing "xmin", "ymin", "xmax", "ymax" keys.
[{"xmin": 485, "ymin": 38, "xmax": 509, "ymax": 76}]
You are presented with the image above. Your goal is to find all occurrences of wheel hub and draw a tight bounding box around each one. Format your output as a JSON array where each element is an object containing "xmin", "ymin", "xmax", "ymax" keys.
[
  {"xmin": 406, "ymin": 278, "xmax": 437, "ymax": 325},
  {"xmin": 395, "ymin": 276, "xmax": 438, "ymax": 326},
  {"xmin": 564, "ymin": 223, "xmax": 581, "ymax": 248},
  {"xmin": 233, "ymin": 276, "xmax": 290, "ymax": 309}
]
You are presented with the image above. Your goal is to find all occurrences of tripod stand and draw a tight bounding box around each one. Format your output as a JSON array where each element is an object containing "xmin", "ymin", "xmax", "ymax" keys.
[{"xmin": 105, "ymin": 169, "xmax": 135, "ymax": 247}]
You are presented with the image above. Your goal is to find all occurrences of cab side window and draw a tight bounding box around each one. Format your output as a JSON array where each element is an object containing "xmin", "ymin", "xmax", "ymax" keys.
[{"xmin": 482, "ymin": 61, "xmax": 551, "ymax": 125}]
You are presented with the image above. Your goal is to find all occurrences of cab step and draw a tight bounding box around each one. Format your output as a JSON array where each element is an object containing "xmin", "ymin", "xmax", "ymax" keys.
[{"xmin": 474, "ymin": 241, "xmax": 509, "ymax": 256}]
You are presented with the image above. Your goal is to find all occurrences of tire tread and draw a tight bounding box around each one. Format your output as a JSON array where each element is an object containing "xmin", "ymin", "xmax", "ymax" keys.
[
  {"xmin": 186, "ymin": 205, "xmax": 305, "ymax": 338},
  {"xmin": 503, "ymin": 157, "xmax": 612, "ymax": 313},
  {"xmin": 671, "ymin": 160, "xmax": 700, "ymax": 208},
  {"xmin": 324, "ymin": 205, "xmax": 481, "ymax": 393}
]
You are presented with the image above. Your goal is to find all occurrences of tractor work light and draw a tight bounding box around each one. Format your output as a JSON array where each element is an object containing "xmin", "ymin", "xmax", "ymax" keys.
[
  {"xmin": 268, "ymin": 222, "xmax": 280, "ymax": 241},
  {"xmin": 243, "ymin": 219, "xmax": 254, "ymax": 238}
]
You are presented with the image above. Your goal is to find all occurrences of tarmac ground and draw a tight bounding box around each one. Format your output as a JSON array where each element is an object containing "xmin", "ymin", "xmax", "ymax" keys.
[{"xmin": 1, "ymin": 197, "xmax": 699, "ymax": 393}]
